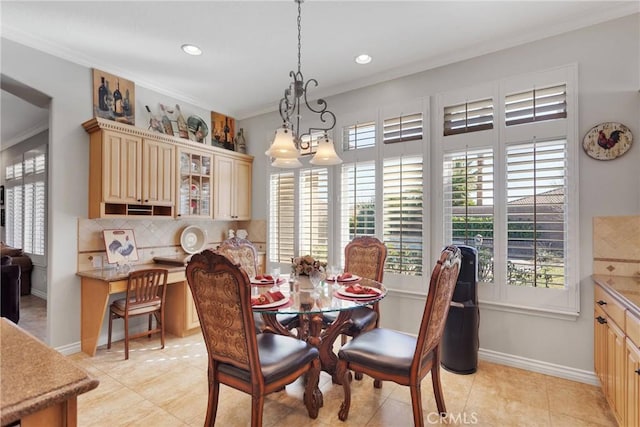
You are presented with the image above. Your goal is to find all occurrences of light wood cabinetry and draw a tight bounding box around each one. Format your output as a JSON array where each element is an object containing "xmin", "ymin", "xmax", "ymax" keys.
[
  {"xmin": 594, "ymin": 279, "xmax": 640, "ymax": 426},
  {"xmin": 213, "ymin": 154, "xmax": 252, "ymax": 220},
  {"xmin": 164, "ymin": 280, "xmax": 200, "ymax": 336},
  {"xmin": 83, "ymin": 117, "xmax": 253, "ymax": 219}
]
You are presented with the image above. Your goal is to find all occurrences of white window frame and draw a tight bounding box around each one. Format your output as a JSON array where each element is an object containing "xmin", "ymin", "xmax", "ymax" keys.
[{"xmin": 435, "ymin": 65, "xmax": 579, "ymax": 318}]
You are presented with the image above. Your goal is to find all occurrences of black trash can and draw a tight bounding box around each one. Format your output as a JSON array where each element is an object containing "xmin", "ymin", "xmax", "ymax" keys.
[{"xmin": 441, "ymin": 245, "xmax": 479, "ymax": 374}]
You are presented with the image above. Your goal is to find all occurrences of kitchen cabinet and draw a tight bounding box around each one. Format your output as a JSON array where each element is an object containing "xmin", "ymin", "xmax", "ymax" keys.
[
  {"xmin": 627, "ymin": 311, "xmax": 640, "ymax": 427},
  {"xmin": 164, "ymin": 280, "xmax": 200, "ymax": 336},
  {"xmin": 84, "ymin": 118, "xmax": 175, "ymax": 217},
  {"xmin": 177, "ymin": 148, "xmax": 212, "ymax": 218},
  {"xmin": 83, "ymin": 118, "xmax": 253, "ymax": 219},
  {"xmin": 594, "ymin": 278, "xmax": 640, "ymax": 427},
  {"xmin": 213, "ymin": 154, "xmax": 252, "ymax": 220}
]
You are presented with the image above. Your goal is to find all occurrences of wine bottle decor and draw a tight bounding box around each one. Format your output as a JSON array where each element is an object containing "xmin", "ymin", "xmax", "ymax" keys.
[
  {"xmin": 235, "ymin": 128, "xmax": 247, "ymax": 153},
  {"xmin": 145, "ymin": 105, "xmax": 164, "ymax": 133},
  {"xmin": 159, "ymin": 104, "xmax": 174, "ymax": 136},
  {"xmin": 92, "ymin": 68, "xmax": 135, "ymax": 125},
  {"xmin": 175, "ymin": 104, "xmax": 189, "ymax": 139}
]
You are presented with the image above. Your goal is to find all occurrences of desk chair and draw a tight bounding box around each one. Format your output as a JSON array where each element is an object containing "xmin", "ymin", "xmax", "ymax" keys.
[{"xmin": 107, "ymin": 268, "xmax": 168, "ymax": 360}]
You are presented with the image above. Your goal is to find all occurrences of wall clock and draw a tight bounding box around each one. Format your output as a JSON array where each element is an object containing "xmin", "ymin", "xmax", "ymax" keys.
[{"xmin": 582, "ymin": 122, "xmax": 633, "ymax": 160}]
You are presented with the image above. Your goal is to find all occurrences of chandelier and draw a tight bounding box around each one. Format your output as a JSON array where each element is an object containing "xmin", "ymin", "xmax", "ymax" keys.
[{"xmin": 265, "ymin": 0, "xmax": 342, "ymax": 168}]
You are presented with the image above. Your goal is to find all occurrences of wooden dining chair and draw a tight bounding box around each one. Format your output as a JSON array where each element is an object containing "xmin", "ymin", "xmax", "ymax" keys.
[
  {"xmin": 217, "ymin": 237, "xmax": 298, "ymax": 332},
  {"xmin": 324, "ymin": 236, "xmax": 387, "ymax": 344},
  {"xmin": 336, "ymin": 246, "xmax": 461, "ymax": 426},
  {"xmin": 107, "ymin": 268, "xmax": 168, "ymax": 360},
  {"xmin": 185, "ymin": 250, "xmax": 322, "ymax": 426}
]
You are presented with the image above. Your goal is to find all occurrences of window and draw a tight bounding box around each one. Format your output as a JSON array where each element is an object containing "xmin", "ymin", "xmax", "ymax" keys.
[
  {"xmin": 299, "ymin": 168, "xmax": 329, "ymax": 261},
  {"xmin": 340, "ymin": 161, "xmax": 376, "ymax": 264},
  {"xmin": 383, "ymin": 156, "xmax": 423, "ymax": 275},
  {"xmin": 505, "ymin": 84, "xmax": 567, "ymax": 126},
  {"xmin": 343, "ymin": 121, "xmax": 376, "ymax": 151},
  {"xmin": 383, "ymin": 113, "xmax": 423, "ymax": 144},
  {"xmin": 443, "ymin": 148, "xmax": 494, "ymax": 283},
  {"xmin": 437, "ymin": 65, "xmax": 578, "ymax": 315},
  {"xmin": 444, "ymin": 98, "xmax": 494, "ymax": 136},
  {"xmin": 269, "ymin": 172, "xmax": 295, "ymax": 263},
  {"xmin": 4, "ymin": 147, "xmax": 47, "ymax": 258},
  {"xmin": 506, "ymin": 139, "xmax": 567, "ymax": 288}
]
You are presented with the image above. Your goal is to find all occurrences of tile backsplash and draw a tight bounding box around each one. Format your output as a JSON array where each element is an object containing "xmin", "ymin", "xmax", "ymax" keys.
[
  {"xmin": 77, "ymin": 218, "xmax": 266, "ymax": 271},
  {"xmin": 593, "ymin": 215, "xmax": 640, "ymax": 276}
]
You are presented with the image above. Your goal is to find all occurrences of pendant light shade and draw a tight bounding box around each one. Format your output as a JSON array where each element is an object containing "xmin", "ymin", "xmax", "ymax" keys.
[
  {"xmin": 310, "ymin": 137, "xmax": 343, "ymax": 165},
  {"xmin": 265, "ymin": 128, "xmax": 299, "ymax": 159},
  {"xmin": 271, "ymin": 157, "xmax": 303, "ymax": 168}
]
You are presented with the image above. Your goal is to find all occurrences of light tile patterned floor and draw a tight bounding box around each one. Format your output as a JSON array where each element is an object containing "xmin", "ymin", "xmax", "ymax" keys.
[{"xmin": 66, "ymin": 332, "xmax": 618, "ymax": 427}]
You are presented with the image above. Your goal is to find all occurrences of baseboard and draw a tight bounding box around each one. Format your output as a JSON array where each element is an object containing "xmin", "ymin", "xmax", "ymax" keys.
[
  {"xmin": 30, "ymin": 288, "xmax": 47, "ymax": 299},
  {"xmin": 56, "ymin": 341, "xmax": 82, "ymax": 356},
  {"xmin": 478, "ymin": 348, "xmax": 599, "ymax": 386}
]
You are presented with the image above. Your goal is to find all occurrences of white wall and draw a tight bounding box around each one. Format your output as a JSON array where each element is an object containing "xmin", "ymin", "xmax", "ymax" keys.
[
  {"xmin": 1, "ymin": 38, "xmax": 212, "ymax": 349},
  {"xmin": 241, "ymin": 14, "xmax": 640, "ymax": 374}
]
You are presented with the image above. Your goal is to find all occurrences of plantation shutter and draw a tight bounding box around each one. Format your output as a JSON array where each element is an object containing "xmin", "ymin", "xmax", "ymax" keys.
[
  {"xmin": 299, "ymin": 168, "xmax": 329, "ymax": 261},
  {"xmin": 443, "ymin": 148, "xmax": 495, "ymax": 282},
  {"xmin": 444, "ymin": 98, "xmax": 494, "ymax": 136},
  {"xmin": 383, "ymin": 113, "xmax": 423, "ymax": 144},
  {"xmin": 383, "ymin": 156, "xmax": 423, "ymax": 276},
  {"xmin": 269, "ymin": 172, "xmax": 295, "ymax": 263},
  {"xmin": 506, "ymin": 139, "xmax": 567, "ymax": 288},
  {"xmin": 343, "ymin": 121, "xmax": 376, "ymax": 151},
  {"xmin": 340, "ymin": 162, "xmax": 376, "ymax": 264},
  {"xmin": 505, "ymin": 84, "xmax": 567, "ymax": 126}
]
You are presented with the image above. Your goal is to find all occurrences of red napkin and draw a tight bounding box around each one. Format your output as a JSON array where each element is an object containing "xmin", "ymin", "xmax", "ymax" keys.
[
  {"xmin": 254, "ymin": 274, "xmax": 275, "ymax": 282},
  {"xmin": 345, "ymin": 284, "xmax": 378, "ymax": 295},
  {"xmin": 251, "ymin": 290, "xmax": 285, "ymax": 306},
  {"xmin": 338, "ymin": 272, "xmax": 354, "ymax": 281}
]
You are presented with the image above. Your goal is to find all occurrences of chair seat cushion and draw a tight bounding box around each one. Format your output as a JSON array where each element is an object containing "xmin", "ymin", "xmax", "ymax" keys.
[
  {"xmin": 253, "ymin": 313, "xmax": 300, "ymax": 333},
  {"xmin": 219, "ymin": 333, "xmax": 318, "ymax": 383},
  {"xmin": 339, "ymin": 328, "xmax": 427, "ymax": 376},
  {"xmin": 323, "ymin": 306, "xmax": 377, "ymax": 335},
  {"xmin": 111, "ymin": 297, "xmax": 161, "ymax": 316}
]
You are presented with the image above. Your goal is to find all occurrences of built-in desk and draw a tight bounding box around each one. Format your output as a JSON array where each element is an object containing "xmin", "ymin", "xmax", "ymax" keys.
[
  {"xmin": 0, "ymin": 319, "xmax": 99, "ymax": 426},
  {"xmin": 76, "ymin": 263, "xmax": 198, "ymax": 357}
]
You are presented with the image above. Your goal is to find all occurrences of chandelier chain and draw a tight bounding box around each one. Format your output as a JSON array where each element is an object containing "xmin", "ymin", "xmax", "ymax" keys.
[{"xmin": 297, "ymin": 0, "xmax": 302, "ymax": 73}]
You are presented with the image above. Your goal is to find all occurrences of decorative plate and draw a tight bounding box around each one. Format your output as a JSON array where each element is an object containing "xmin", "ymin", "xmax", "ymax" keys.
[
  {"xmin": 251, "ymin": 296, "xmax": 290, "ymax": 309},
  {"xmin": 582, "ymin": 122, "xmax": 633, "ymax": 160},
  {"xmin": 180, "ymin": 225, "xmax": 206, "ymax": 254},
  {"xmin": 187, "ymin": 115, "xmax": 209, "ymax": 143}
]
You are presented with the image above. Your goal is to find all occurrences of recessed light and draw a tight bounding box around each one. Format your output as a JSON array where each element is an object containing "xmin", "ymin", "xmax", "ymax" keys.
[
  {"xmin": 181, "ymin": 44, "xmax": 202, "ymax": 56},
  {"xmin": 355, "ymin": 54, "xmax": 372, "ymax": 65}
]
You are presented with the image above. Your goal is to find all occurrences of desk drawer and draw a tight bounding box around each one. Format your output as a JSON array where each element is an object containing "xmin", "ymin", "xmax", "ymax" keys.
[
  {"xmin": 627, "ymin": 310, "xmax": 640, "ymax": 348},
  {"xmin": 595, "ymin": 284, "xmax": 626, "ymax": 328}
]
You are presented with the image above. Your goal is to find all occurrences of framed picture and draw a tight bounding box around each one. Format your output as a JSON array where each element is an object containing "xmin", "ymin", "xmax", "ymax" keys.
[
  {"xmin": 103, "ymin": 229, "xmax": 139, "ymax": 264},
  {"xmin": 92, "ymin": 68, "xmax": 135, "ymax": 125},
  {"xmin": 211, "ymin": 111, "xmax": 235, "ymax": 150}
]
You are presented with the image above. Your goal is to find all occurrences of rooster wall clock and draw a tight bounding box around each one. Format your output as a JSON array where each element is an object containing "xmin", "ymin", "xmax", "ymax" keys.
[{"xmin": 582, "ymin": 122, "xmax": 633, "ymax": 160}]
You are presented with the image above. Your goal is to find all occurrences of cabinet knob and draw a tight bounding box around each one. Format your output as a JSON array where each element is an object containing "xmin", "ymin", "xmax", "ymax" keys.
[
  {"xmin": 145, "ymin": 199, "xmax": 149, "ymax": 203},
  {"xmin": 596, "ymin": 300, "xmax": 607, "ymax": 306},
  {"xmin": 137, "ymin": 199, "xmax": 141, "ymax": 202},
  {"xmin": 635, "ymin": 368, "xmax": 640, "ymax": 375},
  {"xmin": 596, "ymin": 316, "xmax": 607, "ymax": 324}
]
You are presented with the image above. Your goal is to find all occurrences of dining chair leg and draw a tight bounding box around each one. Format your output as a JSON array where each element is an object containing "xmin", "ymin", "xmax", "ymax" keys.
[
  {"xmin": 337, "ymin": 360, "xmax": 351, "ymax": 421},
  {"xmin": 107, "ymin": 311, "xmax": 113, "ymax": 349},
  {"xmin": 160, "ymin": 309, "xmax": 165, "ymax": 349},
  {"xmin": 409, "ymin": 383, "xmax": 424, "ymax": 427},
  {"xmin": 431, "ymin": 362, "xmax": 447, "ymax": 415},
  {"xmin": 250, "ymin": 395, "xmax": 265, "ymax": 427},
  {"xmin": 204, "ymin": 375, "xmax": 220, "ymax": 427},
  {"xmin": 124, "ymin": 316, "xmax": 129, "ymax": 360},
  {"xmin": 374, "ymin": 379, "xmax": 382, "ymax": 388},
  {"xmin": 148, "ymin": 313, "xmax": 153, "ymax": 338}
]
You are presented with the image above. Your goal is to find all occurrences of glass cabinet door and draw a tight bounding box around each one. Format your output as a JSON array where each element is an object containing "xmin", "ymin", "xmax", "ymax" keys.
[{"xmin": 179, "ymin": 150, "xmax": 212, "ymax": 217}]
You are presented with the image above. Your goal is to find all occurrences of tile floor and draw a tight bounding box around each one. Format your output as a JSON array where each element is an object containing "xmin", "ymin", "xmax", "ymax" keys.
[
  {"xmin": 65, "ymin": 331, "xmax": 618, "ymax": 427},
  {"xmin": 18, "ymin": 294, "xmax": 47, "ymax": 342}
]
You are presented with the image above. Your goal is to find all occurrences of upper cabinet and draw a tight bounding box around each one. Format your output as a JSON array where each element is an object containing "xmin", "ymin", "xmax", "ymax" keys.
[
  {"xmin": 213, "ymin": 153, "xmax": 252, "ymax": 220},
  {"xmin": 83, "ymin": 118, "xmax": 253, "ymax": 220}
]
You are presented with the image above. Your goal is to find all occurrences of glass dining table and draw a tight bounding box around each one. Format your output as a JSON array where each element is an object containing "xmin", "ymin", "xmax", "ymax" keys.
[{"xmin": 252, "ymin": 276, "xmax": 387, "ymax": 383}]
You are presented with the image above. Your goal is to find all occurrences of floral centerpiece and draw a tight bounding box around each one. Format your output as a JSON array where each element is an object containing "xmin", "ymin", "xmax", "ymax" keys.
[{"xmin": 291, "ymin": 255, "xmax": 326, "ymax": 276}]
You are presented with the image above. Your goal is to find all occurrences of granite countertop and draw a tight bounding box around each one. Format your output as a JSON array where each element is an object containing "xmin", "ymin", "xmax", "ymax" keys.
[
  {"xmin": 592, "ymin": 274, "xmax": 640, "ymax": 314},
  {"xmin": 76, "ymin": 262, "xmax": 186, "ymax": 281},
  {"xmin": 0, "ymin": 319, "xmax": 99, "ymax": 425}
]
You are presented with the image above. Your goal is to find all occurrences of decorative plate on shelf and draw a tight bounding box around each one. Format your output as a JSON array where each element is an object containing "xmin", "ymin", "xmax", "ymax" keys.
[
  {"xmin": 582, "ymin": 122, "xmax": 633, "ymax": 161},
  {"xmin": 187, "ymin": 115, "xmax": 209, "ymax": 143},
  {"xmin": 180, "ymin": 225, "xmax": 206, "ymax": 254}
]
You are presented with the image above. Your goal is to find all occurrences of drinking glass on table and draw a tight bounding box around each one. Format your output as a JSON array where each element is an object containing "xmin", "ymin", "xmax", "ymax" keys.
[
  {"xmin": 309, "ymin": 269, "xmax": 324, "ymax": 298},
  {"xmin": 270, "ymin": 267, "xmax": 281, "ymax": 291}
]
